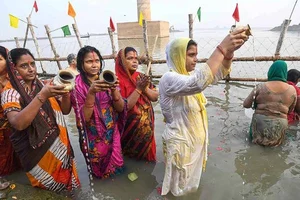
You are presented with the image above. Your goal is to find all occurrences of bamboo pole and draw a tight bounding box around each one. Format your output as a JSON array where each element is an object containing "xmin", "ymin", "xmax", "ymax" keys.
[
  {"xmin": 146, "ymin": 35, "xmax": 158, "ymax": 76},
  {"xmin": 107, "ymin": 27, "xmax": 116, "ymax": 58},
  {"xmin": 274, "ymin": 19, "xmax": 291, "ymax": 57},
  {"xmin": 14, "ymin": 37, "xmax": 21, "ymax": 48},
  {"xmin": 27, "ymin": 17, "xmax": 45, "ymax": 73},
  {"xmin": 142, "ymin": 19, "xmax": 151, "ymax": 77},
  {"xmin": 23, "ymin": 24, "xmax": 30, "ymax": 48},
  {"xmin": 188, "ymin": 14, "xmax": 193, "ymax": 39},
  {"xmin": 72, "ymin": 23, "xmax": 83, "ymax": 48},
  {"xmin": 45, "ymin": 25, "xmax": 62, "ymax": 70},
  {"xmin": 34, "ymin": 55, "xmax": 300, "ymax": 63}
]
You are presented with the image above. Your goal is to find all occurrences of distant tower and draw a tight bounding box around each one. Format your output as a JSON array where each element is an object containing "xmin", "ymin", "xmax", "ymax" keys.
[{"xmin": 137, "ymin": 0, "xmax": 151, "ymax": 21}]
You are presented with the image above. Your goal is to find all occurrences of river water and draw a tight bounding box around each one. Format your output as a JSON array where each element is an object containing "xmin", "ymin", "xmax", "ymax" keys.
[{"xmin": 3, "ymin": 29, "xmax": 300, "ymax": 200}]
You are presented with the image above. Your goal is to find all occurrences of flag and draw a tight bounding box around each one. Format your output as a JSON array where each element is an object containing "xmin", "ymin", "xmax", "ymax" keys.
[
  {"xmin": 197, "ymin": 7, "xmax": 201, "ymax": 22},
  {"xmin": 61, "ymin": 25, "xmax": 71, "ymax": 37},
  {"xmin": 110, "ymin": 17, "xmax": 115, "ymax": 32},
  {"xmin": 68, "ymin": 2, "xmax": 76, "ymax": 18},
  {"xmin": 9, "ymin": 14, "xmax": 19, "ymax": 28},
  {"xmin": 138, "ymin": 12, "xmax": 144, "ymax": 27},
  {"xmin": 232, "ymin": 3, "xmax": 240, "ymax": 22},
  {"xmin": 33, "ymin": 1, "xmax": 38, "ymax": 12}
]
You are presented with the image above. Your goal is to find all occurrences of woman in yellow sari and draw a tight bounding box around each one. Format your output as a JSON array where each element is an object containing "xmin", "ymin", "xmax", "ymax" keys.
[{"xmin": 159, "ymin": 29, "xmax": 248, "ymax": 196}]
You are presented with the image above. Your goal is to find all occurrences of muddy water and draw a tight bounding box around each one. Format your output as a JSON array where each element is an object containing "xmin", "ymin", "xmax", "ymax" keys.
[
  {"xmin": 6, "ymin": 81, "xmax": 300, "ymax": 200},
  {"xmin": 67, "ymin": 82, "xmax": 300, "ymax": 200}
]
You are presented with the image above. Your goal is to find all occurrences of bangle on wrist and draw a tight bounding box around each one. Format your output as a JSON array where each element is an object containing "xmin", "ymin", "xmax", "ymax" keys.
[
  {"xmin": 84, "ymin": 104, "xmax": 94, "ymax": 108},
  {"xmin": 135, "ymin": 88, "xmax": 142, "ymax": 95},
  {"xmin": 36, "ymin": 93, "xmax": 45, "ymax": 104},
  {"xmin": 217, "ymin": 45, "xmax": 234, "ymax": 60}
]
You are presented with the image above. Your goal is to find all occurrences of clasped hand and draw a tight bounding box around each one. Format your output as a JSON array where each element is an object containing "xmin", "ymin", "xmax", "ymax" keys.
[{"xmin": 136, "ymin": 74, "xmax": 150, "ymax": 91}]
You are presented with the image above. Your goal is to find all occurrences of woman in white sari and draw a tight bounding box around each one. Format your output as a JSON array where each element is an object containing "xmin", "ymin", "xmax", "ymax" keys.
[{"xmin": 159, "ymin": 29, "xmax": 249, "ymax": 196}]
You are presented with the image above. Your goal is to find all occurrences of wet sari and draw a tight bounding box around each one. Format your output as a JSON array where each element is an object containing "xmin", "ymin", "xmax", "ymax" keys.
[
  {"xmin": 1, "ymin": 60, "xmax": 80, "ymax": 193},
  {"xmin": 70, "ymin": 75, "xmax": 126, "ymax": 178},
  {"xmin": 115, "ymin": 49, "xmax": 156, "ymax": 161},
  {"xmin": 0, "ymin": 100, "xmax": 21, "ymax": 176}
]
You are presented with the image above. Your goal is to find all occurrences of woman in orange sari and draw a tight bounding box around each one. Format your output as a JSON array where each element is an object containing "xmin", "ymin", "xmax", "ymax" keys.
[
  {"xmin": 0, "ymin": 46, "xmax": 21, "ymax": 176},
  {"xmin": 115, "ymin": 47, "xmax": 158, "ymax": 161},
  {"xmin": 1, "ymin": 48, "xmax": 80, "ymax": 194}
]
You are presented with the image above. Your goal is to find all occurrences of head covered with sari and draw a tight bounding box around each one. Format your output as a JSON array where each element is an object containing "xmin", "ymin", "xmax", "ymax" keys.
[
  {"xmin": 7, "ymin": 48, "xmax": 58, "ymax": 149},
  {"xmin": 165, "ymin": 38, "xmax": 209, "ymax": 170},
  {"xmin": 267, "ymin": 60, "xmax": 287, "ymax": 82},
  {"xmin": 115, "ymin": 47, "xmax": 149, "ymax": 102}
]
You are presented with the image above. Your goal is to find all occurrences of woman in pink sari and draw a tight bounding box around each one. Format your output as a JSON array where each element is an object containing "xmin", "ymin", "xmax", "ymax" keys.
[{"xmin": 70, "ymin": 46, "xmax": 127, "ymax": 178}]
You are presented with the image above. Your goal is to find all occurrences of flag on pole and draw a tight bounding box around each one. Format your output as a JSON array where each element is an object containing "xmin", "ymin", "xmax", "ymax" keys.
[
  {"xmin": 110, "ymin": 17, "xmax": 115, "ymax": 32},
  {"xmin": 197, "ymin": 7, "xmax": 201, "ymax": 22},
  {"xmin": 68, "ymin": 2, "xmax": 76, "ymax": 18},
  {"xmin": 33, "ymin": 1, "xmax": 38, "ymax": 12},
  {"xmin": 61, "ymin": 25, "xmax": 71, "ymax": 36},
  {"xmin": 9, "ymin": 14, "xmax": 19, "ymax": 28},
  {"xmin": 232, "ymin": 3, "xmax": 240, "ymax": 22},
  {"xmin": 138, "ymin": 12, "xmax": 144, "ymax": 27}
]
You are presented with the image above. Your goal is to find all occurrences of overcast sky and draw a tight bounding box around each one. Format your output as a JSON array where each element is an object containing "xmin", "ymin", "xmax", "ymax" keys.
[{"xmin": 1, "ymin": 0, "xmax": 299, "ymax": 39}]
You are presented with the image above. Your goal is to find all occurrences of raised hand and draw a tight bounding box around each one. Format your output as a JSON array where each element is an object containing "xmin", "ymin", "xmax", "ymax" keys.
[
  {"xmin": 136, "ymin": 74, "xmax": 150, "ymax": 92},
  {"xmin": 88, "ymin": 79, "xmax": 112, "ymax": 94},
  {"xmin": 40, "ymin": 81, "xmax": 69, "ymax": 98},
  {"xmin": 219, "ymin": 28, "xmax": 249, "ymax": 58}
]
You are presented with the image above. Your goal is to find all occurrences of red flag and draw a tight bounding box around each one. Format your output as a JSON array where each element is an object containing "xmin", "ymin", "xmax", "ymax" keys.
[
  {"xmin": 33, "ymin": 1, "xmax": 38, "ymax": 12},
  {"xmin": 232, "ymin": 3, "xmax": 240, "ymax": 22},
  {"xmin": 110, "ymin": 17, "xmax": 115, "ymax": 32}
]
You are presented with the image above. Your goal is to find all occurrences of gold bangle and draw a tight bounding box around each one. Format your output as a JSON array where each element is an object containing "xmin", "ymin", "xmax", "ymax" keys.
[
  {"xmin": 36, "ymin": 93, "xmax": 45, "ymax": 104},
  {"xmin": 135, "ymin": 88, "xmax": 142, "ymax": 95}
]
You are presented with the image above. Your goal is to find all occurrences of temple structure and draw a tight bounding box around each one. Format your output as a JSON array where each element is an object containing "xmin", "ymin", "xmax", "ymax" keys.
[{"xmin": 117, "ymin": 0, "xmax": 169, "ymax": 39}]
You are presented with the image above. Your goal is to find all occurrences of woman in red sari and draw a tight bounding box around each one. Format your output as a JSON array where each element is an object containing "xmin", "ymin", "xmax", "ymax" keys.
[
  {"xmin": 287, "ymin": 69, "xmax": 300, "ymax": 123},
  {"xmin": 0, "ymin": 46, "xmax": 21, "ymax": 176},
  {"xmin": 115, "ymin": 47, "xmax": 158, "ymax": 161}
]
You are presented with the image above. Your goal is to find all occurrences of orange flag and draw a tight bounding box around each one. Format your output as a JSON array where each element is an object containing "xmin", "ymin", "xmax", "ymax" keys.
[{"xmin": 68, "ymin": 2, "xmax": 76, "ymax": 18}]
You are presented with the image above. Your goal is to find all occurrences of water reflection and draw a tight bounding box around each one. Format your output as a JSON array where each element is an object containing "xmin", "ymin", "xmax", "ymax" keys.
[{"xmin": 234, "ymin": 145, "xmax": 293, "ymax": 198}]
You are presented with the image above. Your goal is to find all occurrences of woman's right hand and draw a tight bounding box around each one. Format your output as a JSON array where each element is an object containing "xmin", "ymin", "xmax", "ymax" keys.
[
  {"xmin": 136, "ymin": 74, "xmax": 150, "ymax": 92},
  {"xmin": 88, "ymin": 79, "xmax": 112, "ymax": 94},
  {"xmin": 219, "ymin": 28, "xmax": 249, "ymax": 57}
]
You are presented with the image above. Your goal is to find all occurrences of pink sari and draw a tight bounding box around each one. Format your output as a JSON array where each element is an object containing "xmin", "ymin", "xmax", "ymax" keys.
[{"xmin": 70, "ymin": 75, "xmax": 127, "ymax": 178}]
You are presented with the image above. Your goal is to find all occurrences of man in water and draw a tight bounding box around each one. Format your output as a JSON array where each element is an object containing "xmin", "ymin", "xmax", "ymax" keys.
[{"xmin": 65, "ymin": 53, "xmax": 79, "ymax": 75}]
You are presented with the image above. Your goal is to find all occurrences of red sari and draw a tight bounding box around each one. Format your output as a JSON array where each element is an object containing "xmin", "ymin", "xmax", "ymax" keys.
[
  {"xmin": 287, "ymin": 81, "xmax": 300, "ymax": 123},
  {"xmin": 115, "ymin": 49, "xmax": 156, "ymax": 161}
]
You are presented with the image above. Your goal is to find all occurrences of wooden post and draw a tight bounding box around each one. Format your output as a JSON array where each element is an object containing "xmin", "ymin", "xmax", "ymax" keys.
[
  {"xmin": 23, "ymin": 24, "xmax": 30, "ymax": 48},
  {"xmin": 107, "ymin": 27, "xmax": 116, "ymax": 58},
  {"xmin": 188, "ymin": 14, "xmax": 193, "ymax": 39},
  {"xmin": 274, "ymin": 19, "xmax": 291, "ymax": 57},
  {"xmin": 14, "ymin": 37, "xmax": 21, "ymax": 48},
  {"xmin": 27, "ymin": 17, "xmax": 46, "ymax": 73},
  {"xmin": 142, "ymin": 19, "xmax": 151, "ymax": 77},
  {"xmin": 72, "ymin": 23, "xmax": 83, "ymax": 48},
  {"xmin": 45, "ymin": 25, "xmax": 62, "ymax": 70}
]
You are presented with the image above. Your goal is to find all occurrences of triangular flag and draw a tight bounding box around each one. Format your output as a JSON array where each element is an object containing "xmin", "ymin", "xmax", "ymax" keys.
[
  {"xmin": 33, "ymin": 1, "xmax": 38, "ymax": 12},
  {"xmin": 110, "ymin": 17, "xmax": 115, "ymax": 32},
  {"xmin": 68, "ymin": 2, "xmax": 76, "ymax": 18},
  {"xmin": 9, "ymin": 14, "xmax": 19, "ymax": 28},
  {"xmin": 232, "ymin": 3, "xmax": 240, "ymax": 22},
  {"xmin": 197, "ymin": 7, "xmax": 201, "ymax": 22},
  {"xmin": 138, "ymin": 12, "xmax": 144, "ymax": 27},
  {"xmin": 61, "ymin": 25, "xmax": 71, "ymax": 37}
]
